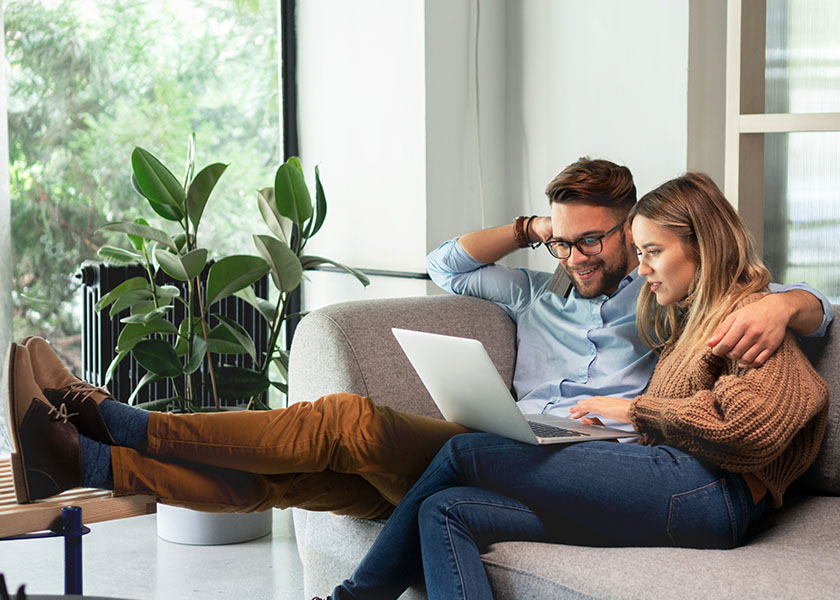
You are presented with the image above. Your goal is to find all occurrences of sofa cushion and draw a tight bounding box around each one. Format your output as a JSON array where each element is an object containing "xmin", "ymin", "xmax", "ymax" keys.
[
  {"xmin": 799, "ymin": 308, "xmax": 839, "ymax": 495},
  {"xmin": 295, "ymin": 495, "xmax": 840, "ymax": 600}
]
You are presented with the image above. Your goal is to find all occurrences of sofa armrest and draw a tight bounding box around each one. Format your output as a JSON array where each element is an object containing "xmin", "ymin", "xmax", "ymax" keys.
[{"xmin": 288, "ymin": 295, "xmax": 516, "ymax": 418}]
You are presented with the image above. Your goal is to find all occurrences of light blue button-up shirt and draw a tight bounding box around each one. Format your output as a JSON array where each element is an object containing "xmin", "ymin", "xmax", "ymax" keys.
[{"xmin": 427, "ymin": 238, "xmax": 833, "ymax": 432}]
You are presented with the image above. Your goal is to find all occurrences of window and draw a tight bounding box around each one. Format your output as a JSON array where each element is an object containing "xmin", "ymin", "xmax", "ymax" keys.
[
  {"xmin": 4, "ymin": 0, "xmax": 280, "ymax": 371},
  {"xmin": 2, "ymin": 0, "xmax": 281, "ymax": 454},
  {"xmin": 725, "ymin": 0, "xmax": 840, "ymax": 302}
]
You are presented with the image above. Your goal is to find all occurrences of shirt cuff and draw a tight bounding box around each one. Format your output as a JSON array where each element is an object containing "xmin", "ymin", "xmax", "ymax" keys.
[{"xmin": 768, "ymin": 281, "xmax": 834, "ymax": 338}]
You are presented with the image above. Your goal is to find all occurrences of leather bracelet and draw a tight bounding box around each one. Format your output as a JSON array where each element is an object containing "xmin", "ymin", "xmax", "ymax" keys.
[
  {"xmin": 513, "ymin": 216, "xmax": 530, "ymax": 248},
  {"xmin": 525, "ymin": 215, "xmax": 541, "ymax": 248}
]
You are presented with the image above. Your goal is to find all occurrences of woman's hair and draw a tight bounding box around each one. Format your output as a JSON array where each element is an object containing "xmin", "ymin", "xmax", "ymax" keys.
[{"xmin": 629, "ymin": 172, "xmax": 770, "ymax": 361}]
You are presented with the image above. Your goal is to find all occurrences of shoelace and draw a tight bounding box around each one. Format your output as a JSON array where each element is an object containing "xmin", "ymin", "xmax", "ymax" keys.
[
  {"xmin": 61, "ymin": 381, "xmax": 112, "ymax": 403},
  {"xmin": 48, "ymin": 403, "xmax": 79, "ymax": 424}
]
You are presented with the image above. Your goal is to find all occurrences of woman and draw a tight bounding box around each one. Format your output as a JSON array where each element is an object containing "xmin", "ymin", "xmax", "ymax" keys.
[{"xmin": 323, "ymin": 172, "xmax": 829, "ymax": 600}]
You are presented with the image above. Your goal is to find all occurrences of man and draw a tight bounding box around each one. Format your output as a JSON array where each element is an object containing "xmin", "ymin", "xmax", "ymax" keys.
[
  {"xmin": 4, "ymin": 158, "xmax": 831, "ymax": 518},
  {"xmin": 427, "ymin": 158, "xmax": 831, "ymax": 429}
]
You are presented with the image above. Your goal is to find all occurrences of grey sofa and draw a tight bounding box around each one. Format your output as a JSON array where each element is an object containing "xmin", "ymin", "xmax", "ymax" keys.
[{"xmin": 288, "ymin": 295, "xmax": 839, "ymax": 600}]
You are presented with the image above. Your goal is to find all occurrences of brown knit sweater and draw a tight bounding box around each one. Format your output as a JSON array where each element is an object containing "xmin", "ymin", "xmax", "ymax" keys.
[{"xmin": 629, "ymin": 295, "xmax": 829, "ymax": 508}]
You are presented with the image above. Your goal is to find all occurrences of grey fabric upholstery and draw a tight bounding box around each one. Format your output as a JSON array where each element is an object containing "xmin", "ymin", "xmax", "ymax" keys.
[
  {"xmin": 288, "ymin": 297, "xmax": 840, "ymax": 600},
  {"xmin": 800, "ymin": 321, "xmax": 840, "ymax": 494},
  {"xmin": 288, "ymin": 295, "xmax": 516, "ymax": 417}
]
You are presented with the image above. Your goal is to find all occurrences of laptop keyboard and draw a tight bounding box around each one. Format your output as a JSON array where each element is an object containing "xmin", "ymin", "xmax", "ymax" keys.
[{"xmin": 528, "ymin": 421, "xmax": 589, "ymax": 438}]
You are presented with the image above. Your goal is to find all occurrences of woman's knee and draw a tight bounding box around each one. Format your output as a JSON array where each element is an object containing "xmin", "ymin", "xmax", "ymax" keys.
[{"xmin": 418, "ymin": 487, "xmax": 470, "ymax": 535}]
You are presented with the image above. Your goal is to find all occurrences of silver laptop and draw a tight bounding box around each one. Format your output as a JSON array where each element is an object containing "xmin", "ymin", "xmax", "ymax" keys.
[{"xmin": 392, "ymin": 328, "xmax": 635, "ymax": 445}]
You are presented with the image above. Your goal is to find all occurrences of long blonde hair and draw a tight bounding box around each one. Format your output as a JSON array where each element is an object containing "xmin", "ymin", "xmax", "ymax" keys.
[{"xmin": 630, "ymin": 173, "xmax": 770, "ymax": 362}]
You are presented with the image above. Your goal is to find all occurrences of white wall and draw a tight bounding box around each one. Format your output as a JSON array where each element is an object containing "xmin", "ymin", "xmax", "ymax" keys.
[
  {"xmin": 296, "ymin": 0, "xmax": 693, "ymax": 308},
  {"xmin": 507, "ymin": 0, "xmax": 690, "ymax": 271},
  {"xmin": 296, "ymin": 0, "xmax": 428, "ymax": 273}
]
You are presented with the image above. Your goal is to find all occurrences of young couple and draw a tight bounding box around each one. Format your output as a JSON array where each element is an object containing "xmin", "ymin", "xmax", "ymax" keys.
[{"xmin": 4, "ymin": 160, "xmax": 830, "ymax": 599}]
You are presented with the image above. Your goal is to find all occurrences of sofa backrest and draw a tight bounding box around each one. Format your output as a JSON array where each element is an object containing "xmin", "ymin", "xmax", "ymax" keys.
[
  {"xmin": 799, "ymin": 305, "xmax": 839, "ymax": 495},
  {"xmin": 289, "ymin": 295, "xmax": 517, "ymax": 418}
]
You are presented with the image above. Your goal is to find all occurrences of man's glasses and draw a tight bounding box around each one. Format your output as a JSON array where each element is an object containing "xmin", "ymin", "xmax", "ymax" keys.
[{"xmin": 544, "ymin": 219, "xmax": 625, "ymax": 259}]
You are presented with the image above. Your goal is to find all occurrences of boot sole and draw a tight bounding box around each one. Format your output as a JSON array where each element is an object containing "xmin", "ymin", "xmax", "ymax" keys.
[{"xmin": 4, "ymin": 343, "xmax": 33, "ymax": 503}]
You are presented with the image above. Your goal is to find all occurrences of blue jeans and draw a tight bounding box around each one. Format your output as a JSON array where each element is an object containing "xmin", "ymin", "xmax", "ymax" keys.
[{"xmin": 332, "ymin": 433, "xmax": 765, "ymax": 600}]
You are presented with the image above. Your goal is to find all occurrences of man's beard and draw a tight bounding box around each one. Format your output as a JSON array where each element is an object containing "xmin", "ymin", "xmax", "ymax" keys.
[{"xmin": 564, "ymin": 233, "xmax": 630, "ymax": 299}]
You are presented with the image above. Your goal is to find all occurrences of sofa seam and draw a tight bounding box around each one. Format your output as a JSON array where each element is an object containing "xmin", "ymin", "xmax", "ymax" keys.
[
  {"xmin": 311, "ymin": 312, "xmax": 371, "ymax": 399},
  {"xmin": 479, "ymin": 557, "xmax": 600, "ymax": 600}
]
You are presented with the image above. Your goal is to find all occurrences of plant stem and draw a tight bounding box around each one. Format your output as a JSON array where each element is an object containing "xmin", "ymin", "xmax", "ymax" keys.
[
  {"xmin": 141, "ymin": 244, "xmax": 160, "ymax": 310},
  {"xmin": 260, "ymin": 291, "xmax": 287, "ymax": 375},
  {"xmin": 194, "ymin": 275, "xmax": 220, "ymax": 411}
]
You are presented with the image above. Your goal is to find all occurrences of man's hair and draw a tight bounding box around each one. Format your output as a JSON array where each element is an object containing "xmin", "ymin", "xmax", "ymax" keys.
[
  {"xmin": 630, "ymin": 172, "xmax": 770, "ymax": 364},
  {"xmin": 544, "ymin": 157, "xmax": 636, "ymax": 216}
]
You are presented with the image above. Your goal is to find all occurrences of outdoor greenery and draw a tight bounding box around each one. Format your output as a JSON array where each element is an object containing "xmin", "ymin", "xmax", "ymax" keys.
[
  {"xmin": 95, "ymin": 142, "xmax": 369, "ymax": 411},
  {"xmin": 6, "ymin": 0, "xmax": 280, "ymax": 368}
]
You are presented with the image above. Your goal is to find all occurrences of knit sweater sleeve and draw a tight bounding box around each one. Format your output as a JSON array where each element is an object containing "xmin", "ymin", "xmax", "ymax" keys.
[{"xmin": 629, "ymin": 332, "xmax": 828, "ymax": 472}]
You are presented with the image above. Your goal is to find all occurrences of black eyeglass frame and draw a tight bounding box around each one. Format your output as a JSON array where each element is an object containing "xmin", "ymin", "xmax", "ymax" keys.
[{"xmin": 544, "ymin": 219, "xmax": 626, "ymax": 259}]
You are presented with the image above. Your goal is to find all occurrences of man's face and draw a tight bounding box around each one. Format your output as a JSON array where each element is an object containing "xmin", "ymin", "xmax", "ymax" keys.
[{"xmin": 550, "ymin": 202, "xmax": 638, "ymax": 298}]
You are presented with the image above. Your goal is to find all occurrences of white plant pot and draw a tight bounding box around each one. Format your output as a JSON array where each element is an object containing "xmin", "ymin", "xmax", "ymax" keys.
[{"xmin": 156, "ymin": 503, "xmax": 273, "ymax": 545}]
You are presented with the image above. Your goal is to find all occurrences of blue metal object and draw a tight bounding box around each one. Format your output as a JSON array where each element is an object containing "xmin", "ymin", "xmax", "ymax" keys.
[
  {"xmin": 1, "ymin": 505, "xmax": 91, "ymax": 595},
  {"xmin": 62, "ymin": 506, "xmax": 84, "ymax": 595}
]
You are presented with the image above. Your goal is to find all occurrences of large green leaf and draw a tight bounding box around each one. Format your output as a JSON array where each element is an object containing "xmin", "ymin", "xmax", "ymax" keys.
[
  {"xmin": 257, "ymin": 187, "xmax": 294, "ymax": 245},
  {"xmin": 310, "ymin": 164, "xmax": 328, "ymax": 237},
  {"xmin": 116, "ymin": 318, "xmax": 178, "ymax": 353},
  {"xmin": 212, "ymin": 366, "xmax": 269, "ymax": 399},
  {"xmin": 214, "ymin": 315, "xmax": 257, "ymax": 362},
  {"xmin": 104, "ymin": 350, "xmax": 129, "ymax": 385},
  {"xmin": 271, "ymin": 355, "xmax": 288, "ymax": 381},
  {"xmin": 205, "ymin": 255, "xmax": 270, "ymax": 307},
  {"xmin": 97, "ymin": 245, "xmax": 142, "ymax": 266},
  {"xmin": 253, "ymin": 234, "xmax": 302, "ymax": 292},
  {"xmin": 131, "ymin": 147, "xmax": 185, "ymax": 221},
  {"xmin": 184, "ymin": 336, "xmax": 207, "ymax": 375},
  {"xmin": 155, "ymin": 247, "xmax": 208, "ymax": 281},
  {"xmin": 233, "ymin": 287, "xmax": 276, "ymax": 323},
  {"xmin": 135, "ymin": 396, "xmax": 181, "ymax": 411},
  {"xmin": 274, "ymin": 160, "xmax": 313, "ymax": 225},
  {"xmin": 130, "ymin": 171, "xmax": 181, "ymax": 221},
  {"xmin": 156, "ymin": 285, "xmax": 182, "ymax": 301},
  {"xmin": 132, "ymin": 339, "xmax": 183, "ymax": 378},
  {"xmin": 128, "ymin": 371, "xmax": 165, "ymax": 406},
  {"xmin": 300, "ymin": 255, "xmax": 371, "ymax": 287},
  {"xmin": 109, "ymin": 289, "xmax": 156, "ymax": 318},
  {"xmin": 95, "ymin": 276, "xmax": 150, "ymax": 312},
  {"xmin": 174, "ymin": 317, "xmax": 202, "ymax": 355},
  {"xmin": 186, "ymin": 163, "xmax": 228, "ymax": 229},
  {"xmin": 98, "ymin": 222, "xmax": 177, "ymax": 251},
  {"xmin": 207, "ymin": 324, "xmax": 250, "ymax": 355},
  {"xmin": 120, "ymin": 305, "xmax": 173, "ymax": 325},
  {"xmin": 128, "ymin": 217, "xmax": 151, "ymax": 251}
]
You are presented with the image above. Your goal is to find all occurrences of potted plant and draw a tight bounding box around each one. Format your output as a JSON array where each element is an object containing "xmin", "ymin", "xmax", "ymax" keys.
[{"xmin": 94, "ymin": 136, "xmax": 369, "ymax": 543}]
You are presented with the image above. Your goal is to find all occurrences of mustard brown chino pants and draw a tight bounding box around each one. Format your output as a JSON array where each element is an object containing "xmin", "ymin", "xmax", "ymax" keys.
[{"xmin": 110, "ymin": 393, "xmax": 466, "ymax": 519}]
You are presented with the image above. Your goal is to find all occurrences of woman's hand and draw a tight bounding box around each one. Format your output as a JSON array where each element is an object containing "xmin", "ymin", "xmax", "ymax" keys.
[{"xmin": 569, "ymin": 396, "xmax": 632, "ymax": 424}]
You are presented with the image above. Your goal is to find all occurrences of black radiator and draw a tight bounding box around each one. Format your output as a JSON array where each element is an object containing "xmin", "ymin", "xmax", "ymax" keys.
[{"xmin": 78, "ymin": 261, "xmax": 270, "ymax": 409}]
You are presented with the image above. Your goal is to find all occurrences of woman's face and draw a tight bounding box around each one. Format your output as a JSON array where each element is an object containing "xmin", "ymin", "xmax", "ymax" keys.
[{"xmin": 631, "ymin": 215, "xmax": 698, "ymax": 306}]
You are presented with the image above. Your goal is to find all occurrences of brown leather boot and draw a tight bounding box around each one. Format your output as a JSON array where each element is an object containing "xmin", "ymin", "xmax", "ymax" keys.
[
  {"xmin": 23, "ymin": 336, "xmax": 116, "ymax": 445},
  {"xmin": 4, "ymin": 343, "xmax": 83, "ymax": 503}
]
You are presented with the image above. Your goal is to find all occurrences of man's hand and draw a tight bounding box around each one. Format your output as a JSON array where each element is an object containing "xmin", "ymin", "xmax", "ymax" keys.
[
  {"xmin": 529, "ymin": 216, "xmax": 553, "ymax": 243},
  {"xmin": 705, "ymin": 290, "xmax": 822, "ymax": 368},
  {"xmin": 569, "ymin": 396, "xmax": 632, "ymax": 424},
  {"xmin": 459, "ymin": 216, "xmax": 553, "ymax": 264}
]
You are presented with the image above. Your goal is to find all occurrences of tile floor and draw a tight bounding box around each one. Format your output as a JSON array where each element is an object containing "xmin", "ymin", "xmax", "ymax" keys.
[{"xmin": 0, "ymin": 508, "xmax": 305, "ymax": 599}]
